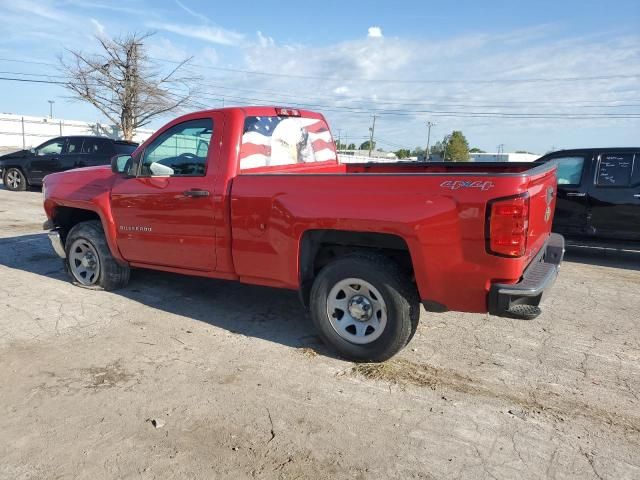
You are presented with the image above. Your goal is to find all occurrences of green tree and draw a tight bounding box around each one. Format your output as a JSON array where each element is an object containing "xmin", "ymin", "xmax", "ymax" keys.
[
  {"xmin": 444, "ymin": 131, "xmax": 470, "ymax": 162},
  {"xmin": 515, "ymin": 150, "xmax": 535, "ymax": 154},
  {"xmin": 469, "ymin": 147, "xmax": 485, "ymax": 153},
  {"xmin": 347, "ymin": 143, "xmax": 356, "ymax": 150},
  {"xmin": 394, "ymin": 148, "xmax": 411, "ymax": 159},
  {"xmin": 359, "ymin": 140, "xmax": 376, "ymax": 151},
  {"xmin": 429, "ymin": 141, "xmax": 444, "ymax": 158},
  {"xmin": 410, "ymin": 146, "xmax": 425, "ymax": 157}
]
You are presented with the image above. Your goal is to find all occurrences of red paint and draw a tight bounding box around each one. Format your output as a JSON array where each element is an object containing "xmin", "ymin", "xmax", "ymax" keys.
[{"xmin": 43, "ymin": 106, "xmax": 558, "ymax": 313}]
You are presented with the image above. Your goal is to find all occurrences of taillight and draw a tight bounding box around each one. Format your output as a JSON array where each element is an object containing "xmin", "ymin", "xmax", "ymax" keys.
[
  {"xmin": 486, "ymin": 194, "xmax": 529, "ymax": 257},
  {"xmin": 275, "ymin": 107, "xmax": 301, "ymax": 117}
]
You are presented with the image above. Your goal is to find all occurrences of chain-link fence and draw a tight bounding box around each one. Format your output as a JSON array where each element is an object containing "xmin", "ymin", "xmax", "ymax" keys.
[{"xmin": 0, "ymin": 114, "xmax": 153, "ymax": 153}]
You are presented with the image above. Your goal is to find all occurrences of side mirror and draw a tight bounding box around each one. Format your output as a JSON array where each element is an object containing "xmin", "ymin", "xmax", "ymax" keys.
[
  {"xmin": 29, "ymin": 148, "xmax": 36, "ymax": 154},
  {"xmin": 111, "ymin": 154, "xmax": 133, "ymax": 175}
]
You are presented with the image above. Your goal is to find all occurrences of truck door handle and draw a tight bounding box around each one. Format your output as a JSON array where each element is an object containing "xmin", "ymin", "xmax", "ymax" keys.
[
  {"xmin": 566, "ymin": 192, "xmax": 586, "ymax": 197},
  {"xmin": 183, "ymin": 189, "xmax": 210, "ymax": 197}
]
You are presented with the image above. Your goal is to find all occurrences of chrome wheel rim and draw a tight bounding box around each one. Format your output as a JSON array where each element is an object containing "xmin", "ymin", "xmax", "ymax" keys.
[
  {"xmin": 326, "ymin": 278, "xmax": 387, "ymax": 344},
  {"xmin": 6, "ymin": 169, "xmax": 21, "ymax": 189},
  {"xmin": 69, "ymin": 239, "xmax": 101, "ymax": 285}
]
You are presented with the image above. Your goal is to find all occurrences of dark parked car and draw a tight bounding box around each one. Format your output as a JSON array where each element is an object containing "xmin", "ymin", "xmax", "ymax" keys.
[
  {"xmin": 535, "ymin": 148, "xmax": 640, "ymax": 243},
  {"xmin": 0, "ymin": 136, "xmax": 138, "ymax": 191}
]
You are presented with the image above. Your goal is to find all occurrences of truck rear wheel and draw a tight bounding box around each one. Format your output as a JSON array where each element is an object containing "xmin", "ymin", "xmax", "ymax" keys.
[
  {"xmin": 3, "ymin": 168, "xmax": 27, "ymax": 191},
  {"xmin": 310, "ymin": 253, "xmax": 419, "ymax": 362},
  {"xmin": 65, "ymin": 220, "xmax": 130, "ymax": 291}
]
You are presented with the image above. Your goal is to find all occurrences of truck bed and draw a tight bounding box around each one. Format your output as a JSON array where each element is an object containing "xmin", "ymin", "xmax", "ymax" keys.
[{"xmin": 240, "ymin": 160, "xmax": 549, "ymax": 177}]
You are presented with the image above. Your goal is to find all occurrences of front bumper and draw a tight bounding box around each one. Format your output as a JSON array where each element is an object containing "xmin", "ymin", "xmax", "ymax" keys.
[
  {"xmin": 44, "ymin": 220, "xmax": 66, "ymax": 259},
  {"xmin": 488, "ymin": 233, "xmax": 565, "ymax": 319}
]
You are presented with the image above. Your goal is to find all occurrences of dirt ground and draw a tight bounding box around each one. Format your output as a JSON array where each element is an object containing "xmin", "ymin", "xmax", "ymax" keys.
[{"xmin": 0, "ymin": 185, "xmax": 639, "ymax": 480}]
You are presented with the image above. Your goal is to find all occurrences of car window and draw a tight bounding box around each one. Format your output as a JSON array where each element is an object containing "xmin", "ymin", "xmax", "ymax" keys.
[
  {"xmin": 37, "ymin": 139, "xmax": 65, "ymax": 156},
  {"xmin": 114, "ymin": 142, "xmax": 137, "ymax": 155},
  {"xmin": 596, "ymin": 153, "xmax": 634, "ymax": 187},
  {"xmin": 82, "ymin": 138, "xmax": 112, "ymax": 155},
  {"xmin": 547, "ymin": 156, "xmax": 585, "ymax": 186},
  {"xmin": 141, "ymin": 119, "xmax": 213, "ymax": 177},
  {"xmin": 66, "ymin": 138, "xmax": 84, "ymax": 154},
  {"xmin": 239, "ymin": 116, "xmax": 336, "ymax": 170}
]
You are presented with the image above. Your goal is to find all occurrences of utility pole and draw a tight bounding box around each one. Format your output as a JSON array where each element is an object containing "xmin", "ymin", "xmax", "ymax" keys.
[
  {"xmin": 336, "ymin": 128, "xmax": 342, "ymax": 151},
  {"xmin": 425, "ymin": 121, "xmax": 436, "ymax": 161},
  {"xmin": 368, "ymin": 114, "xmax": 377, "ymax": 157},
  {"xmin": 497, "ymin": 144, "xmax": 504, "ymax": 161},
  {"xmin": 48, "ymin": 100, "xmax": 55, "ymax": 119}
]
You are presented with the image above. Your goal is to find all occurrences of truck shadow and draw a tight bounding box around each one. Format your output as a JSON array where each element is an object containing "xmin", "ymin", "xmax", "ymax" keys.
[
  {"xmin": 564, "ymin": 246, "xmax": 640, "ymax": 271},
  {"xmin": 0, "ymin": 233, "xmax": 329, "ymax": 356}
]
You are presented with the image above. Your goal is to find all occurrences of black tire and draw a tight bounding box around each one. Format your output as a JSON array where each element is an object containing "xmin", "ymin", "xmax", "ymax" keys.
[
  {"xmin": 3, "ymin": 167, "xmax": 27, "ymax": 191},
  {"xmin": 65, "ymin": 220, "xmax": 130, "ymax": 291},
  {"xmin": 309, "ymin": 253, "xmax": 419, "ymax": 362}
]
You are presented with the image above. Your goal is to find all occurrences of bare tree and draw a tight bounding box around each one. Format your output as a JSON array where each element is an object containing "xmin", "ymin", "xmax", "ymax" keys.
[{"xmin": 60, "ymin": 32, "xmax": 199, "ymax": 140}]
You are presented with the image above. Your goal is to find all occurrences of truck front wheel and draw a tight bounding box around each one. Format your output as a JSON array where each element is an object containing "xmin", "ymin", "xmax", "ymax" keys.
[
  {"xmin": 65, "ymin": 220, "xmax": 130, "ymax": 291},
  {"xmin": 310, "ymin": 253, "xmax": 419, "ymax": 362}
]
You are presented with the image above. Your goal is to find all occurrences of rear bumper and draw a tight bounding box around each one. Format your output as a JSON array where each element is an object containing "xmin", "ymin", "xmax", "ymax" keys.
[{"xmin": 488, "ymin": 233, "xmax": 564, "ymax": 319}]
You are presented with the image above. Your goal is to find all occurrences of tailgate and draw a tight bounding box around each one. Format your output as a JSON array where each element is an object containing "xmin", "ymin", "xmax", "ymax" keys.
[{"xmin": 524, "ymin": 164, "xmax": 558, "ymax": 259}]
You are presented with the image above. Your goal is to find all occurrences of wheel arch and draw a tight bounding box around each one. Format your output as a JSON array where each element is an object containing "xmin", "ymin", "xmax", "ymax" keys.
[
  {"xmin": 50, "ymin": 205, "xmax": 126, "ymax": 264},
  {"xmin": 298, "ymin": 229, "xmax": 415, "ymax": 308}
]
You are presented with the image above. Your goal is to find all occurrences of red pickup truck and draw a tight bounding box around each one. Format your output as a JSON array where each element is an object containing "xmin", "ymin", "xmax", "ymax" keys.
[{"xmin": 42, "ymin": 106, "xmax": 564, "ymax": 361}]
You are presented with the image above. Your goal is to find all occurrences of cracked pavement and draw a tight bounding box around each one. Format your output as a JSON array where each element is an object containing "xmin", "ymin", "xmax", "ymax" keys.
[{"xmin": 0, "ymin": 186, "xmax": 639, "ymax": 479}]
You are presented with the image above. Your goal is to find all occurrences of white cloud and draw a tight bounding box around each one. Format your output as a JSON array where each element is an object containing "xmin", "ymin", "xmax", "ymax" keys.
[
  {"xmin": 147, "ymin": 22, "xmax": 244, "ymax": 46},
  {"xmin": 147, "ymin": 37, "xmax": 190, "ymax": 62},
  {"xmin": 257, "ymin": 31, "xmax": 275, "ymax": 48},
  {"xmin": 175, "ymin": 0, "xmax": 209, "ymax": 23},
  {"xmin": 367, "ymin": 26, "xmax": 383, "ymax": 38},
  {"xmin": 334, "ymin": 86, "xmax": 350, "ymax": 95},
  {"xmin": 200, "ymin": 47, "xmax": 218, "ymax": 65},
  {"xmin": 90, "ymin": 18, "xmax": 105, "ymax": 36}
]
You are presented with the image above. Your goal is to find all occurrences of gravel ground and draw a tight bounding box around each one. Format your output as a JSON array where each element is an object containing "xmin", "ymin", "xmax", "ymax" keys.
[{"xmin": 0, "ymin": 185, "xmax": 639, "ymax": 479}]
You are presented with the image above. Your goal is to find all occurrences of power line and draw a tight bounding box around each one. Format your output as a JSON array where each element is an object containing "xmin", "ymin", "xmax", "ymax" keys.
[
  {"xmin": 1, "ymin": 55, "xmax": 639, "ymax": 85},
  {"xmin": 0, "ymin": 75, "xmax": 639, "ymax": 120},
  {"xmin": 2, "ymin": 58, "xmax": 640, "ymax": 109}
]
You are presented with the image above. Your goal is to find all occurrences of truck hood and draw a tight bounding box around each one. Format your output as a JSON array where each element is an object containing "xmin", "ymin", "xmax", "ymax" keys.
[{"xmin": 45, "ymin": 165, "xmax": 114, "ymax": 185}]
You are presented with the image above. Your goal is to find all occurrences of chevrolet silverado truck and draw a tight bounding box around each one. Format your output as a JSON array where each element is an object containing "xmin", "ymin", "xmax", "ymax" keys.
[{"xmin": 42, "ymin": 106, "xmax": 564, "ymax": 362}]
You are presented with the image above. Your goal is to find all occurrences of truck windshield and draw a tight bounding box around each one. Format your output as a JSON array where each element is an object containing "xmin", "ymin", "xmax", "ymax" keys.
[{"xmin": 240, "ymin": 116, "xmax": 336, "ymax": 170}]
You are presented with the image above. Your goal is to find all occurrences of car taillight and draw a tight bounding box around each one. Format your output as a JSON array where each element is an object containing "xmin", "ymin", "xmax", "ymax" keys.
[
  {"xmin": 486, "ymin": 194, "xmax": 529, "ymax": 257},
  {"xmin": 275, "ymin": 107, "xmax": 301, "ymax": 117}
]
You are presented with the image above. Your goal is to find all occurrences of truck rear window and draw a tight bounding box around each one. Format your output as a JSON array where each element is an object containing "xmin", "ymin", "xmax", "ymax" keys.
[{"xmin": 239, "ymin": 116, "xmax": 336, "ymax": 170}]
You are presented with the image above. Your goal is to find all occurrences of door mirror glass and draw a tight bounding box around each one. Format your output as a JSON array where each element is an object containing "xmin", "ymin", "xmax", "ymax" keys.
[
  {"xmin": 29, "ymin": 148, "xmax": 35, "ymax": 154},
  {"xmin": 111, "ymin": 154, "xmax": 133, "ymax": 174}
]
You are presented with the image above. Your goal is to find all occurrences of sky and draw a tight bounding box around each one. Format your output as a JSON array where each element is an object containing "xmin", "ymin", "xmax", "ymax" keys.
[{"xmin": 0, "ymin": 0, "xmax": 638, "ymax": 154}]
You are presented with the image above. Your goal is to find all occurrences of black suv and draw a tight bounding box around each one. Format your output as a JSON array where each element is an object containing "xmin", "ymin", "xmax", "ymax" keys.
[
  {"xmin": 535, "ymin": 148, "xmax": 640, "ymax": 244},
  {"xmin": 0, "ymin": 136, "xmax": 138, "ymax": 191}
]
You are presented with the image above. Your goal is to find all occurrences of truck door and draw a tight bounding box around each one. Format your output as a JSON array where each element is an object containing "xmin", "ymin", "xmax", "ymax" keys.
[
  {"xmin": 587, "ymin": 152, "xmax": 640, "ymax": 241},
  {"xmin": 110, "ymin": 114, "xmax": 223, "ymax": 271},
  {"xmin": 545, "ymin": 154, "xmax": 591, "ymax": 237}
]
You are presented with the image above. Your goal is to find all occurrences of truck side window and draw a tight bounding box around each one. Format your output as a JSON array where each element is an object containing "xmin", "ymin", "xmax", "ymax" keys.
[
  {"xmin": 140, "ymin": 119, "xmax": 213, "ymax": 177},
  {"xmin": 596, "ymin": 153, "xmax": 634, "ymax": 187},
  {"xmin": 548, "ymin": 156, "xmax": 585, "ymax": 186}
]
